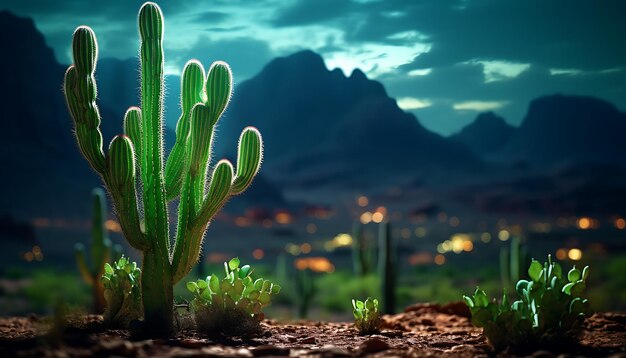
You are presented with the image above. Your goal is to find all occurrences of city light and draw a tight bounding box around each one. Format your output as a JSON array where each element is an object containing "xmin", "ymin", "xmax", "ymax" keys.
[
  {"xmin": 498, "ymin": 230, "xmax": 510, "ymax": 241},
  {"xmin": 568, "ymin": 248, "xmax": 583, "ymax": 261},
  {"xmin": 357, "ymin": 196, "xmax": 369, "ymax": 207}
]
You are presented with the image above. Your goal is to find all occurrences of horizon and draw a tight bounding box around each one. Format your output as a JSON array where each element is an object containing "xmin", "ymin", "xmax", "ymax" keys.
[{"xmin": 1, "ymin": 0, "xmax": 625, "ymax": 135}]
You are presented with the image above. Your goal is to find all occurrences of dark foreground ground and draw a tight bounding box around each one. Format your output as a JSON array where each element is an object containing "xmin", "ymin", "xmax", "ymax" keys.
[{"xmin": 1, "ymin": 303, "xmax": 625, "ymax": 357}]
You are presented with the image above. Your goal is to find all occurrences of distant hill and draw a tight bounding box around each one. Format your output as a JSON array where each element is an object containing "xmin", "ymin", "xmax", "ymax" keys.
[
  {"xmin": 451, "ymin": 112, "xmax": 516, "ymax": 157},
  {"xmin": 497, "ymin": 95, "xmax": 626, "ymax": 166},
  {"xmin": 216, "ymin": 50, "xmax": 482, "ymax": 188}
]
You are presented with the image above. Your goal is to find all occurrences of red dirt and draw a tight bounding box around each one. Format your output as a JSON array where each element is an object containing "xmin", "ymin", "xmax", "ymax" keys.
[{"xmin": 1, "ymin": 303, "xmax": 624, "ymax": 357}]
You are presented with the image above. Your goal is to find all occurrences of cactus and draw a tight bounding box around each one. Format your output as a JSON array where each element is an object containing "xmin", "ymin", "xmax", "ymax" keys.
[
  {"xmin": 500, "ymin": 236, "xmax": 530, "ymax": 291},
  {"xmin": 75, "ymin": 188, "xmax": 122, "ymax": 313},
  {"xmin": 294, "ymin": 268, "xmax": 316, "ymax": 318},
  {"xmin": 378, "ymin": 220, "xmax": 396, "ymax": 314},
  {"xmin": 63, "ymin": 2, "xmax": 263, "ymax": 335},
  {"xmin": 352, "ymin": 221, "xmax": 374, "ymax": 277},
  {"xmin": 102, "ymin": 256, "xmax": 143, "ymax": 328}
]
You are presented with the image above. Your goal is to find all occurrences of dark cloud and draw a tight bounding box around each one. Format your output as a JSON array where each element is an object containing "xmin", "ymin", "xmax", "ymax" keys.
[
  {"xmin": 190, "ymin": 11, "xmax": 228, "ymax": 24},
  {"xmin": 272, "ymin": 0, "xmax": 354, "ymax": 27},
  {"xmin": 349, "ymin": 0, "xmax": 626, "ymax": 71}
]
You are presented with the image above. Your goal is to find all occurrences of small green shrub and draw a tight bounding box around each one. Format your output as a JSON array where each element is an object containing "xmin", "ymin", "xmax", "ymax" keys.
[
  {"xmin": 352, "ymin": 297, "xmax": 382, "ymax": 335},
  {"xmin": 101, "ymin": 256, "xmax": 143, "ymax": 328},
  {"xmin": 463, "ymin": 255, "xmax": 592, "ymax": 350},
  {"xmin": 186, "ymin": 258, "xmax": 280, "ymax": 337}
]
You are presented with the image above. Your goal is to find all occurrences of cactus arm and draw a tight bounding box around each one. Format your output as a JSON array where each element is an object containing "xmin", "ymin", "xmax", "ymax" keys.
[
  {"xmin": 75, "ymin": 244, "xmax": 95, "ymax": 285},
  {"xmin": 123, "ymin": 107, "xmax": 143, "ymax": 169},
  {"xmin": 106, "ymin": 135, "xmax": 146, "ymax": 250},
  {"xmin": 138, "ymin": 3, "xmax": 170, "ymax": 255},
  {"xmin": 63, "ymin": 27, "xmax": 106, "ymax": 173},
  {"xmin": 164, "ymin": 60, "xmax": 206, "ymax": 201},
  {"xmin": 230, "ymin": 127, "xmax": 263, "ymax": 195},
  {"xmin": 172, "ymin": 159, "xmax": 233, "ymax": 282}
]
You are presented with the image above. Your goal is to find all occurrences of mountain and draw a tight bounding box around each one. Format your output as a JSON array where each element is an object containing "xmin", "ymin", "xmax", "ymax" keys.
[
  {"xmin": 216, "ymin": 50, "xmax": 482, "ymax": 188},
  {"xmin": 451, "ymin": 112, "xmax": 516, "ymax": 157},
  {"xmin": 497, "ymin": 95, "xmax": 626, "ymax": 166}
]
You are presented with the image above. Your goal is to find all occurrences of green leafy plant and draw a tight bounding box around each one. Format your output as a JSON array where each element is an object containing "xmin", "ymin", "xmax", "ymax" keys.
[
  {"xmin": 101, "ymin": 256, "xmax": 143, "ymax": 328},
  {"xmin": 186, "ymin": 258, "xmax": 280, "ymax": 337},
  {"xmin": 463, "ymin": 255, "xmax": 592, "ymax": 351},
  {"xmin": 75, "ymin": 188, "xmax": 122, "ymax": 314},
  {"xmin": 352, "ymin": 297, "xmax": 381, "ymax": 335},
  {"xmin": 63, "ymin": 2, "xmax": 263, "ymax": 335}
]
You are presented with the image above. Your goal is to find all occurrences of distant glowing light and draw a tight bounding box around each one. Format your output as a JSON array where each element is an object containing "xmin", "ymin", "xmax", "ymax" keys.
[
  {"xmin": 397, "ymin": 97, "xmax": 433, "ymax": 110},
  {"xmin": 556, "ymin": 248, "xmax": 567, "ymax": 260},
  {"xmin": 306, "ymin": 223, "xmax": 318, "ymax": 234},
  {"xmin": 285, "ymin": 243, "xmax": 301, "ymax": 256},
  {"xmin": 372, "ymin": 212, "xmax": 384, "ymax": 223},
  {"xmin": 333, "ymin": 233, "xmax": 352, "ymax": 247},
  {"xmin": 434, "ymin": 254, "xmax": 446, "ymax": 265},
  {"xmin": 415, "ymin": 227, "xmax": 426, "ymax": 238},
  {"xmin": 453, "ymin": 101, "xmax": 508, "ymax": 111},
  {"xmin": 234, "ymin": 217, "xmax": 250, "ymax": 227},
  {"xmin": 262, "ymin": 219, "xmax": 272, "ymax": 228},
  {"xmin": 24, "ymin": 252, "xmax": 34, "ymax": 262},
  {"xmin": 437, "ymin": 212, "xmax": 448, "ymax": 223},
  {"xmin": 577, "ymin": 217, "xmax": 592, "ymax": 230},
  {"xmin": 375, "ymin": 206, "xmax": 387, "ymax": 216},
  {"xmin": 357, "ymin": 196, "xmax": 369, "ymax": 207},
  {"xmin": 295, "ymin": 257, "xmax": 335, "ymax": 273},
  {"xmin": 568, "ymin": 248, "xmax": 583, "ymax": 261},
  {"xmin": 498, "ymin": 230, "xmax": 510, "ymax": 241},
  {"xmin": 105, "ymin": 219, "xmax": 122, "ymax": 233},
  {"xmin": 300, "ymin": 243, "xmax": 312, "ymax": 254},
  {"xmin": 360, "ymin": 212, "xmax": 372, "ymax": 224},
  {"xmin": 462, "ymin": 240, "xmax": 474, "ymax": 252},
  {"xmin": 275, "ymin": 212, "xmax": 292, "ymax": 225},
  {"xmin": 449, "ymin": 216, "xmax": 460, "ymax": 227},
  {"xmin": 408, "ymin": 252, "xmax": 433, "ymax": 265},
  {"xmin": 400, "ymin": 228, "xmax": 411, "ymax": 239},
  {"xmin": 480, "ymin": 232, "xmax": 491, "ymax": 243},
  {"xmin": 252, "ymin": 249, "xmax": 264, "ymax": 260},
  {"xmin": 615, "ymin": 218, "xmax": 626, "ymax": 230}
]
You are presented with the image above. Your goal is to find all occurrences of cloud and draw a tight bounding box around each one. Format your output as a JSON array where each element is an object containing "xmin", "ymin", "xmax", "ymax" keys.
[
  {"xmin": 272, "ymin": 0, "xmax": 354, "ymax": 27},
  {"xmin": 350, "ymin": 0, "xmax": 626, "ymax": 71}
]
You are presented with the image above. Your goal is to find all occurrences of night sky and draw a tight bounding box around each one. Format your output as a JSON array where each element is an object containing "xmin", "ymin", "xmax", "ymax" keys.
[{"xmin": 2, "ymin": 0, "xmax": 625, "ymax": 135}]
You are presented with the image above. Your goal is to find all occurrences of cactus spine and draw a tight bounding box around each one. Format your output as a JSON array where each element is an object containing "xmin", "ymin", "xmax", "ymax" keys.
[
  {"xmin": 378, "ymin": 220, "xmax": 396, "ymax": 314},
  {"xmin": 64, "ymin": 2, "xmax": 263, "ymax": 336},
  {"xmin": 352, "ymin": 221, "xmax": 374, "ymax": 277},
  {"xmin": 75, "ymin": 188, "xmax": 121, "ymax": 314}
]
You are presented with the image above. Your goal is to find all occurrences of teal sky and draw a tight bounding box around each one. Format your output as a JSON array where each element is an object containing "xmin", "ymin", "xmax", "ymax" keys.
[{"xmin": 2, "ymin": 0, "xmax": 625, "ymax": 135}]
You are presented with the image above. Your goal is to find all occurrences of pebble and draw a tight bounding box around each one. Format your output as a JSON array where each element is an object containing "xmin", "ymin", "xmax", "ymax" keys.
[{"xmin": 359, "ymin": 337, "xmax": 390, "ymax": 353}]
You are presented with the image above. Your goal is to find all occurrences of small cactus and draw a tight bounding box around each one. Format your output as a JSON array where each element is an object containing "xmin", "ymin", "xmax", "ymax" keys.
[
  {"xmin": 64, "ymin": 2, "xmax": 263, "ymax": 335},
  {"xmin": 294, "ymin": 268, "xmax": 316, "ymax": 318},
  {"xmin": 352, "ymin": 221, "xmax": 374, "ymax": 277},
  {"xmin": 102, "ymin": 256, "xmax": 143, "ymax": 328},
  {"xmin": 74, "ymin": 188, "xmax": 122, "ymax": 313}
]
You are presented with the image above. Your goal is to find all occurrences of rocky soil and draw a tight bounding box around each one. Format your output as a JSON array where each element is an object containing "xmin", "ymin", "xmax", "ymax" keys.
[{"xmin": 0, "ymin": 302, "xmax": 624, "ymax": 357}]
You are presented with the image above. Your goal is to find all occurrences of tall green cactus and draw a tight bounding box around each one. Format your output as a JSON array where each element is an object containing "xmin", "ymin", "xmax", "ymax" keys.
[
  {"xmin": 75, "ymin": 188, "xmax": 122, "ymax": 314},
  {"xmin": 500, "ymin": 236, "xmax": 529, "ymax": 291},
  {"xmin": 378, "ymin": 220, "xmax": 396, "ymax": 314},
  {"xmin": 64, "ymin": 2, "xmax": 263, "ymax": 336},
  {"xmin": 294, "ymin": 268, "xmax": 316, "ymax": 318}
]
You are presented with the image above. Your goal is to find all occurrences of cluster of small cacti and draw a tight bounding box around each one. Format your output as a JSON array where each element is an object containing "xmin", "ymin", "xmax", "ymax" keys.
[
  {"xmin": 64, "ymin": 1, "xmax": 263, "ymax": 335},
  {"xmin": 352, "ymin": 297, "xmax": 382, "ymax": 335},
  {"xmin": 74, "ymin": 188, "xmax": 122, "ymax": 313},
  {"xmin": 101, "ymin": 256, "xmax": 143, "ymax": 328},
  {"xmin": 463, "ymin": 255, "xmax": 592, "ymax": 350},
  {"xmin": 186, "ymin": 258, "xmax": 280, "ymax": 336}
]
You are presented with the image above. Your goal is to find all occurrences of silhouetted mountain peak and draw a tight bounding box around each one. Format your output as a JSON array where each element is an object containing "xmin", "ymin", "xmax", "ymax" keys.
[
  {"xmin": 451, "ymin": 112, "xmax": 516, "ymax": 157},
  {"xmin": 0, "ymin": 11, "xmax": 57, "ymax": 66},
  {"xmin": 499, "ymin": 94, "xmax": 626, "ymax": 166}
]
